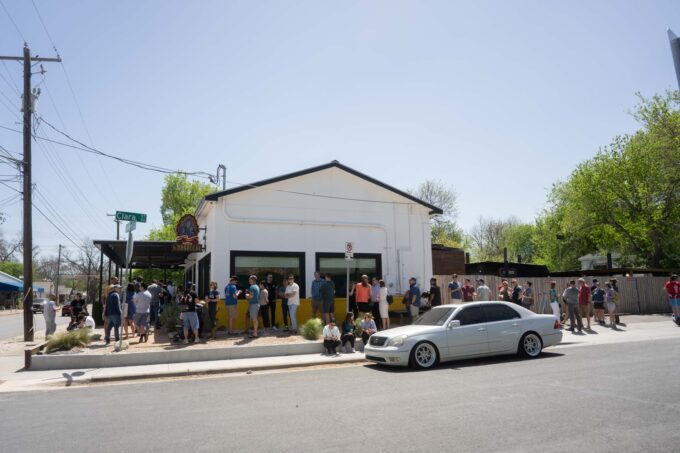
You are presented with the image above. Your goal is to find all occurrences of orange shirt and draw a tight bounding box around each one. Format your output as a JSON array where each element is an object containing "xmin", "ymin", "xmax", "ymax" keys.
[{"xmin": 355, "ymin": 284, "xmax": 371, "ymax": 303}]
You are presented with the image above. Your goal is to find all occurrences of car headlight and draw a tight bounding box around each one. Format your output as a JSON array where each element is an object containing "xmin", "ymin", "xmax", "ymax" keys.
[{"xmin": 387, "ymin": 335, "xmax": 408, "ymax": 347}]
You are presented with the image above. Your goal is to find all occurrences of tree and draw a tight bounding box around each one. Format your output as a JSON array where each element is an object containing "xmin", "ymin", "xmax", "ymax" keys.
[
  {"xmin": 148, "ymin": 173, "xmax": 214, "ymax": 240},
  {"xmin": 0, "ymin": 261, "xmax": 22, "ymax": 277},
  {"xmin": 546, "ymin": 91, "xmax": 680, "ymax": 268},
  {"xmin": 467, "ymin": 217, "xmax": 520, "ymax": 261},
  {"xmin": 409, "ymin": 180, "xmax": 463, "ymax": 247},
  {"xmin": 0, "ymin": 232, "xmax": 22, "ymax": 262}
]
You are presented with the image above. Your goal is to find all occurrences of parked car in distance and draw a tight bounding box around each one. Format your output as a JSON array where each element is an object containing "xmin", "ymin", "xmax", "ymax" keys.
[
  {"xmin": 31, "ymin": 298, "xmax": 48, "ymax": 314},
  {"xmin": 61, "ymin": 304, "xmax": 72, "ymax": 317},
  {"xmin": 364, "ymin": 302, "xmax": 562, "ymax": 369}
]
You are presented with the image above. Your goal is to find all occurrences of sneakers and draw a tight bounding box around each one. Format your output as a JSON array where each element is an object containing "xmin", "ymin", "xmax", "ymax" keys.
[
  {"xmin": 183, "ymin": 339, "xmax": 189, "ymax": 344},
  {"xmin": 351, "ymin": 348, "xmax": 356, "ymax": 353}
]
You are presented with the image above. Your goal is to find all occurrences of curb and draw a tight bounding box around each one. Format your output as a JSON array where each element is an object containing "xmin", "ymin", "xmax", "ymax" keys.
[{"xmin": 86, "ymin": 355, "xmax": 368, "ymax": 384}]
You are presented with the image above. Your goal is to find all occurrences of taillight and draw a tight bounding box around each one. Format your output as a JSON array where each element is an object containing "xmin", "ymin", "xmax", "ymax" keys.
[{"xmin": 554, "ymin": 320, "xmax": 560, "ymax": 329}]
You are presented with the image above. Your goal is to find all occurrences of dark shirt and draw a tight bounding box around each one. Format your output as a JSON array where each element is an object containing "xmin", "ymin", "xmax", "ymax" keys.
[
  {"xmin": 429, "ymin": 286, "xmax": 442, "ymax": 306},
  {"xmin": 319, "ymin": 280, "xmax": 335, "ymax": 303},
  {"xmin": 409, "ymin": 284, "xmax": 421, "ymax": 306},
  {"xmin": 341, "ymin": 321, "xmax": 356, "ymax": 335},
  {"xmin": 461, "ymin": 285, "xmax": 475, "ymax": 302},
  {"xmin": 70, "ymin": 299, "xmax": 84, "ymax": 315},
  {"xmin": 182, "ymin": 292, "xmax": 197, "ymax": 312},
  {"xmin": 105, "ymin": 292, "xmax": 122, "ymax": 316},
  {"xmin": 265, "ymin": 282, "xmax": 277, "ymax": 304},
  {"xmin": 511, "ymin": 286, "xmax": 522, "ymax": 304}
]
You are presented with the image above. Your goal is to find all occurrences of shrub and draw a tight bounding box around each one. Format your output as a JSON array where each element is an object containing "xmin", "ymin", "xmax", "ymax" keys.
[
  {"xmin": 354, "ymin": 318, "xmax": 363, "ymax": 336},
  {"xmin": 45, "ymin": 328, "xmax": 92, "ymax": 353},
  {"xmin": 160, "ymin": 304, "xmax": 181, "ymax": 332},
  {"xmin": 300, "ymin": 318, "xmax": 323, "ymax": 340}
]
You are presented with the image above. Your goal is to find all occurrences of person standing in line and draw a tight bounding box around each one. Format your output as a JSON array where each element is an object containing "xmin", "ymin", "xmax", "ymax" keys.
[
  {"xmin": 461, "ymin": 278, "xmax": 475, "ymax": 302},
  {"xmin": 258, "ymin": 280, "xmax": 270, "ymax": 336},
  {"xmin": 428, "ymin": 278, "xmax": 442, "ymax": 308},
  {"xmin": 448, "ymin": 274, "xmax": 462, "ymax": 303},
  {"xmin": 104, "ymin": 285, "xmax": 123, "ymax": 345},
  {"xmin": 521, "ymin": 281, "xmax": 534, "ymax": 310},
  {"xmin": 278, "ymin": 282, "xmax": 290, "ymax": 331},
  {"xmin": 591, "ymin": 280, "xmax": 606, "ymax": 326},
  {"xmin": 207, "ymin": 281, "xmax": 219, "ymax": 340},
  {"xmin": 510, "ymin": 279, "xmax": 523, "ymax": 306},
  {"xmin": 475, "ymin": 279, "xmax": 491, "ymax": 301},
  {"xmin": 548, "ymin": 281, "xmax": 561, "ymax": 324},
  {"xmin": 577, "ymin": 278, "xmax": 591, "ymax": 330},
  {"xmin": 146, "ymin": 280, "xmax": 161, "ymax": 330},
  {"xmin": 562, "ymin": 280, "xmax": 582, "ymax": 332},
  {"xmin": 124, "ymin": 284, "xmax": 136, "ymax": 338},
  {"xmin": 245, "ymin": 275, "xmax": 261, "ymax": 338},
  {"xmin": 360, "ymin": 312, "xmax": 377, "ymax": 345},
  {"xmin": 311, "ymin": 271, "xmax": 323, "ymax": 320},
  {"xmin": 498, "ymin": 280, "xmax": 512, "ymax": 302},
  {"xmin": 664, "ymin": 275, "xmax": 680, "ymax": 324},
  {"xmin": 355, "ymin": 275, "xmax": 371, "ymax": 314},
  {"xmin": 265, "ymin": 274, "xmax": 278, "ymax": 330},
  {"xmin": 378, "ymin": 280, "xmax": 390, "ymax": 330},
  {"xmin": 605, "ymin": 282, "xmax": 617, "ymax": 328},
  {"xmin": 44, "ymin": 294, "xmax": 58, "ymax": 337},
  {"xmin": 370, "ymin": 277, "xmax": 382, "ymax": 330},
  {"xmin": 322, "ymin": 320, "xmax": 341, "ymax": 355},
  {"xmin": 180, "ymin": 288, "xmax": 199, "ymax": 344},
  {"xmin": 610, "ymin": 278, "xmax": 621, "ymax": 325},
  {"xmin": 408, "ymin": 277, "xmax": 421, "ymax": 322},
  {"xmin": 224, "ymin": 276, "xmax": 240, "ymax": 335},
  {"xmin": 347, "ymin": 281, "xmax": 359, "ymax": 319},
  {"xmin": 285, "ymin": 275, "xmax": 300, "ymax": 334},
  {"xmin": 133, "ymin": 282, "xmax": 151, "ymax": 343},
  {"xmin": 319, "ymin": 273, "xmax": 336, "ymax": 325},
  {"xmin": 340, "ymin": 313, "xmax": 356, "ymax": 353}
]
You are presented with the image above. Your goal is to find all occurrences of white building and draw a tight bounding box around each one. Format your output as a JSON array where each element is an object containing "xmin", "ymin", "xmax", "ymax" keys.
[{"xmin": 186, "ymin": 161, "xmax": 442, "ymax": 298}]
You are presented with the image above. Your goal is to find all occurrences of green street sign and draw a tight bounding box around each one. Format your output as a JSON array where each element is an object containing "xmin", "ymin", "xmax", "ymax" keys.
[{"xmin": 115, "ymin": 211, "xmax": 147, "ymax": 223}]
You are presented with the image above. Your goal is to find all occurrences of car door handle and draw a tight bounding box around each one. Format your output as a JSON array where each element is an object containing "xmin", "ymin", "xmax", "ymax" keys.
[
  {"xmin": 512, "ymin": 323, "xmax": 519, "ymax": 326},
  {"xmin": 477, "ymin": 327, "xmax": 486, "ymax": 331}
]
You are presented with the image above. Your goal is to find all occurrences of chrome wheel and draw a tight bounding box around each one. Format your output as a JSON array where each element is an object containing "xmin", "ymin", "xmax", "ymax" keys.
[
  {"xmin": 520, "ymin": 332, "xmax": 542, "ymax": 358},
  {"xmin": 411, "ymin": 342, "xmax": 438, "ymax": 369}
]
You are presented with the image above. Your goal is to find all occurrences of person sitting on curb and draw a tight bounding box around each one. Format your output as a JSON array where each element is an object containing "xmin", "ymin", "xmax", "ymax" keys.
[
  {"xmin": 360, "ymin": 312, "xmax": 377, "ymax": 346},
  {"xmin": 322, "ymin": 320, "xmax": 341, "ymax": 355},
  {"xmin": 340, "ymin": 313, "xmax": 356, "ymax": 353}
]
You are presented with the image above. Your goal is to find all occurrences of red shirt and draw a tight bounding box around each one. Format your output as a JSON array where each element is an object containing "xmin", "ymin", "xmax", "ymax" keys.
[
  {"xmin": 578, "ymin": 285, "xmax": 590, "ymax": 305},
  {"xmin": 461, "ymin": 285, "xmax": 475, "ymax": 302},
  {"xmin": 665, "ymin": 281, "xmax": 680, "ymax": 297},
  {"xmin": 355, "ymin": 284, "xmax": 371, "ymax": 303}
]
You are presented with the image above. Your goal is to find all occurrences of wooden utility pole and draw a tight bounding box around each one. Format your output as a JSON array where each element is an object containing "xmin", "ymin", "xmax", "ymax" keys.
[{"xmin": 0, "ymin": 45, "xmax": 61, "ymax": 341}]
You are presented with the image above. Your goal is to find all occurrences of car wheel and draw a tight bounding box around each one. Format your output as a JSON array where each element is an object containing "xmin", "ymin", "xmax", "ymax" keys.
[
  {"xmin": 409, "ymin": 341, "xmax": 439, "ymax": 369},
  {"xmin": 518, "ymin": 332, "xmax": 543, "ymax": 358}
]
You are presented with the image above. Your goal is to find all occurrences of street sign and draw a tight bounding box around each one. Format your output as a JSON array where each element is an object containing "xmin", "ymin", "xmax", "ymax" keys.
[
  {"xmin": 125, "ymin": 220, "xmax": 136, "ymax": 233},
  {"xmin": 115, "ymin": 211, "xmax": 147, "ymax": 223},
  {"xmin": 345, "ymin": 242, "xmax": 354, "ymax": 259}
]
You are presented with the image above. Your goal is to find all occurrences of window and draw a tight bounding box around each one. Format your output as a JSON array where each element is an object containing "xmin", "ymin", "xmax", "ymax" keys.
[
  {"xmin": 454, "ymin": 306, "xmax": 486, "ymax": 326},
  {"xmin": 316, "ymin": 253, "xmax": 382, "ymax": 297},
  {"xmin": 482, "ymin": 304, "xmax": 521, "ymax": 322},
  {"xmin": 230, "ymin": 251, "xmax": 305, "ymax": 298},
  {"xmin": 414, "ymin": 307, "xmax": 455, "ymax": 326}
]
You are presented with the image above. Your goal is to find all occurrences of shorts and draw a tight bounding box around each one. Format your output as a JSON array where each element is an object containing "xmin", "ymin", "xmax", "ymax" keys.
[
  {"xmin": 312, "ymin": 299, "xmax": 322, "ymax": 313},
  {"xmin": 593, "ymin": 302, "xmax": 604, "ymax": 310},
  {"xmin": 226, "ymin": 304, "xmax": 237, "ymax": 318},
  {"xmin": 607, "ymin": 302, "xmax": 616, "ymax": 313},
  {"xmin": 322, "ymin": 299, "xmax": 334, "ymax": 314},
  {"xmin": 133, "ymin": 313, "xmax": 149, "ymax": 329},
  {"xmin": 182, "ymin": 311, "xmax": 199, "ymax": 331},
  {"xmin": 669, "ymin": 297, "xmax": 680, "ymax": 308},
  {"xmin": 248, "ymin": 304, "xmax": 260, "ymax": 321}
]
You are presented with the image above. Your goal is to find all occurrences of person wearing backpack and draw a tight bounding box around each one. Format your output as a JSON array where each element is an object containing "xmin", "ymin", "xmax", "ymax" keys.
[{"xmin": 378, "ymin": 280, "xmax": 390, "ymax": 329}]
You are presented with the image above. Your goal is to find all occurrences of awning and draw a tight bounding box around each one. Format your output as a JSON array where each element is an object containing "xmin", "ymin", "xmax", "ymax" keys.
[
  {"xmin": 0, "ymin": 281, "xmax": 23, "ymax": 292},
  {"xmin": 93, "ymin": 240, "xmax": 196, "ymax": 269}
]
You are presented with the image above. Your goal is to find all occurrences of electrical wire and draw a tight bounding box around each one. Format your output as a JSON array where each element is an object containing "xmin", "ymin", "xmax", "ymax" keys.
[
  {"xmin": 0, "ymin": 0, "xmax": 26, "ymax": 43},
  {"xmin": 34, "ymin": 201, "xmax": 87, "ymax": 253},
  {"xmin": 1, "ymin": 62, "xmax": 20, "ymax": 95}
]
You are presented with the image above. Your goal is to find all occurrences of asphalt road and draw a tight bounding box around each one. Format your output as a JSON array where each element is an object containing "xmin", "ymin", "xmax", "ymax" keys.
[
  {"xmin": 1, "ymin": 338, "xmax": 679, "ymax": 452},
  {"xmin": 0, "ymin": 308, "xmax": 74, "ymax": 341}
]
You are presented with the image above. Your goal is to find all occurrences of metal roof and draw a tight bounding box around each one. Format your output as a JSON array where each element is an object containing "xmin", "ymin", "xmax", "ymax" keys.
[{"xmin": 93, "ymin": 240, "xmax": 196, "ymax": 269}]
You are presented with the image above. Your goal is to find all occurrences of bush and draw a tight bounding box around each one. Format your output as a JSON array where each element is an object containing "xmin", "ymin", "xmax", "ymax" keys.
[
  {"xmin": 354, "ymin": 318, "xmax": 363, "ymax": 336},
  {"xmin": 160, "ymin": 304, "xmax": 180, "ymax": 332},
  {"xmin": 300, "ymin": 318, "xmax": 323, "ymax": 340},
  {"xmin": 45, "ymin": 328, "xmax": 92, "ymax": 353}
]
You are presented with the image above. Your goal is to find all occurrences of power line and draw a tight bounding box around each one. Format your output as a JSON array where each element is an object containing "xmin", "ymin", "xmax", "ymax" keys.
[
  {"xmin": 34, "ymin": 202, "xmax": 87, "ymax": 253},
  {"xmin": 1, "ymin": 62, "xmax": 20, "ymax": 95},
  {"xmin": 0, "ymin": 0, "xmax": 26, "ymax": 43},
  {"xmin": 30, "ymin": 0, "xmax": 57, "ymax": 51}
]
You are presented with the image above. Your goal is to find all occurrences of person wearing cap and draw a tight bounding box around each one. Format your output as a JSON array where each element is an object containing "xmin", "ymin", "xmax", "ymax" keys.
[
  {"xmin": 104, "ymin": 284, "xmax": 123, "ymax": 345},
  {"xmin": 408, "ymin": 277, "xmax": 421, "ymax": 322},
  {"xmin": 562, "ymin": 280, "xmax": 582, "ymax": 332},
  {"xmin": 448, "ymin": 274, "xmax": 462, "ymax": 303},
  {"xmin": 591, "ymin": 280, "xmax": 606, "ymax": 326},
  {"xmin": 224, "ymin": 276, "xmax": 241, "ymax": 335},
  {"xmin": 578, "ymin": 278, "xmax": 591, "ymax": 330},
  {"xmin": 428, "ymin": 278, "xmax": 442, "ymax": 308}
]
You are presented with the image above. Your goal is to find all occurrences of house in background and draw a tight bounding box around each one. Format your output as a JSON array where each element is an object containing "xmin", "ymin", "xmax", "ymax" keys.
[
  {"xmin": 186, "ymin": 161, "xmax": 442, "ymax": 298},
  {"xmin": 578, "ymin": 253, "xmax": 621, "ymax": 271}
]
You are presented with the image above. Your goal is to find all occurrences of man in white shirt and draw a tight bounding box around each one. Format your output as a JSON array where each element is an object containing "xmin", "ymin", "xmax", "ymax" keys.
[
  {"xmin": 476, "ymin": 279, "xmax": 492, "ymax": 301},
  {"xmin": 284, "ymin": 275, "xmax": 300, "ymax": 334},
  {"xmin": 133, "ymin": 282, "xmax": 153, "ymax": 342},
  {"xmin": 44, "ymin": 295, "xmax": 58, "ymax": 337},
  {"xmin": 322, "ymin": 321, "xmax": 341, "ymax": 355}
]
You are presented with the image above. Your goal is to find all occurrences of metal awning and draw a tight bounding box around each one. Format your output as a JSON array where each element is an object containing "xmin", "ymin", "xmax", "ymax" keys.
[
  {"xmin": 93, "ymin": 240, "xmax": 196, "ymax": 269},
  {"xmin": 0, "ymin": 281, "xmax": 23, "ymax": 291}
]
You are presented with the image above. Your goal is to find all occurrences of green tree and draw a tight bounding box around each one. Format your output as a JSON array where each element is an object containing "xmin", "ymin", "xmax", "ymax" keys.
[
  {"xmin": 545, "ymin": 91, "xmax": 680, "ymax": 268},
  {"xmin": 409, "ymin": 180, "xmax": 463, "ymax": 247},
  {"xmin": 0, "ymin": 261, "xmax": 22, "ymax": 277}
]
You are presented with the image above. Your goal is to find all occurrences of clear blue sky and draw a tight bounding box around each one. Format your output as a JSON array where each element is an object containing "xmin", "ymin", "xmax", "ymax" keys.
[{"xmin": 0, "ymin": 0, "xmax": 678, "ymax": 258}]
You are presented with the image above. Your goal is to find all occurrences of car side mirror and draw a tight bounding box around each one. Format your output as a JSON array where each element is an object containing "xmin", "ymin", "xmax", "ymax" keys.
[{"xmin": 448, "ymin": 320, "xmax": 461, "ymax": 329}]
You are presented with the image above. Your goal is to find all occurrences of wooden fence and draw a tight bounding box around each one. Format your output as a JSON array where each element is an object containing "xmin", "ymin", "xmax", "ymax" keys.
[{"xmin": 433, "ymin": 275, "xmax": 671, "ymax": 315}]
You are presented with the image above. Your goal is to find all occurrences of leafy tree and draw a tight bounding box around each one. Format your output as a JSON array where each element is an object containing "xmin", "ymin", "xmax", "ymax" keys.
[
  {"xmin": 0, "ymin": 261, "xmax": 22, "ymax": 277},
  {"xmin": 546, "ymin": 91, "xmax": 680, "ymax": 268},
  {"xmin": 409, "ymin": 180, "xmax": 463, "ymax": 247},
  {"xmin": 467, "ymin": 217, "xmax": 519, "ymax": 261}
]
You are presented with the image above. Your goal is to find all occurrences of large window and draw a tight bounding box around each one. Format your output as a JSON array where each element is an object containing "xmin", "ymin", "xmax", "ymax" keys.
[
  {"xmin": 230, "ymin": 251, "xmax": 305, "ymax": 298},
  {"xmin": 315, "ymin": 253, "xmax": 382, "ymax": 297}
]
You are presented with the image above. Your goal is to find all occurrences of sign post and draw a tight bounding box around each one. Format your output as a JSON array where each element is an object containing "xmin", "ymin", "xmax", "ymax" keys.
[{"xmin": 345, "ymin": 242, "xmax": 354, "ymax": 315}]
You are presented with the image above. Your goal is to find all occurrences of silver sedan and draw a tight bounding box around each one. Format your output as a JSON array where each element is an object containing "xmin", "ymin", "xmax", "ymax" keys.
[{"xmin": 364, "ymin": 302, "xmax": 562, "ymax": 369}]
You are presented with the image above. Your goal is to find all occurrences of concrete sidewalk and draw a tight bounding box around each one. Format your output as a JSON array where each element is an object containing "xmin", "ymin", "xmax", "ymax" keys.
[{"xmin": 0, "ymin": 314, "xmax": 677, "ymax": 393}]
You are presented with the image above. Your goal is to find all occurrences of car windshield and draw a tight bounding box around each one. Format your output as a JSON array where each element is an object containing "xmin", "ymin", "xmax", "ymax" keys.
[{"xmin": 413, "ymin": 307, "xmax": 455, "ymax": 326}]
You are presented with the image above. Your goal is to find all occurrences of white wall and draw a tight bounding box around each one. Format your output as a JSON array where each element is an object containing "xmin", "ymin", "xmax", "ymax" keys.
[{"xmin": 190, "ymin": 167, "xmax": 433, "ymax": 296}]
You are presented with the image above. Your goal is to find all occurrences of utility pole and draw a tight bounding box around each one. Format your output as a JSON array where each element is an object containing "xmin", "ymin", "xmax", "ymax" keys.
[
  {"xmin": 0, "ymin": 45, "xmax": 61, "ymax": 341},
  {"xmin": 55, "ymin": 244, "xmax": 62, "ymax": 303}
]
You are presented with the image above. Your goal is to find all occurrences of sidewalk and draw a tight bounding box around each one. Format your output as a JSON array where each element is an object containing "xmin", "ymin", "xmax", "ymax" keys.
[{"xmin": 0, "ymin": 314, "xmax": 677, "ymax": 393}]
